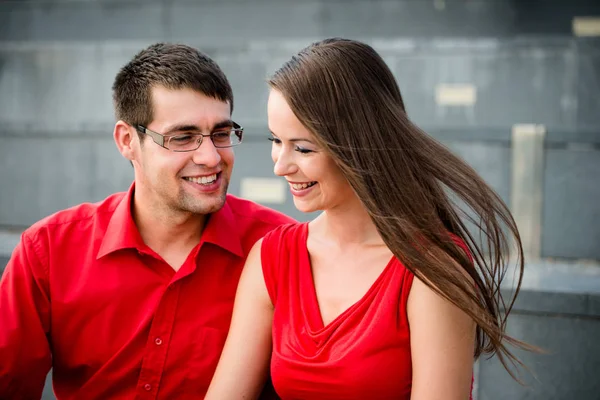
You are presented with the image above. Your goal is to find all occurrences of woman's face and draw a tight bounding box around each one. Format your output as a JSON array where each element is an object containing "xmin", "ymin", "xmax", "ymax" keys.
[{"xmin": 267, "ymin": 89, "xmax": 355, "ymax": 213}]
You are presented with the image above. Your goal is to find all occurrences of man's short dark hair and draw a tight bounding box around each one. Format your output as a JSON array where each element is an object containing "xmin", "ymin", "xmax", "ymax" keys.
[{"xmin": 112, "ymin": 43, "xmax": 234, "ymax": 131}]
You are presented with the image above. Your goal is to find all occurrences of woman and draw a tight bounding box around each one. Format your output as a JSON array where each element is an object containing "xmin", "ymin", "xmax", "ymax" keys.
[{"xmin": 206, "ymin": 38, "xmax": 529, "ymax": 399}]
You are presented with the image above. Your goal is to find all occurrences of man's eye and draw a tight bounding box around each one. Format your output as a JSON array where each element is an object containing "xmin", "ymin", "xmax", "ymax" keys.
[
  {"xmin": 171, "ymin": 135, "xmax": 194, "ymax": 143},
  {"xmin": 212, "ymin": 131, "xmax": 231, "ymax": 139}
]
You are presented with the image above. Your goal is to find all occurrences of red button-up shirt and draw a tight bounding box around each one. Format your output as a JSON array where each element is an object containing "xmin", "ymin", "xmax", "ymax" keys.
[{"xmin": 0, "ymin": 184, "xmax": 294, "ymax": 399}]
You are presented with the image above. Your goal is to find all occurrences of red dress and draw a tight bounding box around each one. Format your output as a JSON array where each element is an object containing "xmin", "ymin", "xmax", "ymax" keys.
[{"xmin": 261, "ymin": 223, "xmax": 415, "ymax": 399}]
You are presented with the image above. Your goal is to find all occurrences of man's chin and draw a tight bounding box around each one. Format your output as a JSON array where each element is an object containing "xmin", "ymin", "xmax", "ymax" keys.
[{"xmin": 182, "ymin": 191, "xmax": 228, "ymax": 215}]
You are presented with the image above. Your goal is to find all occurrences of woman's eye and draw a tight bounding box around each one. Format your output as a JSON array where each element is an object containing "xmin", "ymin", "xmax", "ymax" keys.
[
  {"xmin": 268, "ymin": 136, "xmax": 313, "ymax": 154},
  {"xmin": 295, "ymin": 146, "xmax": 313, "ymax": 154}
]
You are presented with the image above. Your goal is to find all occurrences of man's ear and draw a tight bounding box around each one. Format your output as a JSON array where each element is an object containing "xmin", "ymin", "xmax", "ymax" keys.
[{"xmin": 114, "ymin": 120, "xmax": 137, "ymax": 161}]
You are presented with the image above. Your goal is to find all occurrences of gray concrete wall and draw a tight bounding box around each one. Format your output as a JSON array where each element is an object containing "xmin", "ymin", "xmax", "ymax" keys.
[
  {"xmin": 476, "ymin": 262, "xmax": 600, "ymax": 400},
  {"xmin": 1, "ymin": 38, "xmax": 599, "ymax": 257},
  {"xmin": 1, "ymin": 1, "xmax": 600, "ymax": 399},
  {"xmin": 478, "ymin": 309, "xmax": 600, "ymax": 400},
  {"xmin": 1, "ymin": 0, "xmax": 599, "ymax": 259}
]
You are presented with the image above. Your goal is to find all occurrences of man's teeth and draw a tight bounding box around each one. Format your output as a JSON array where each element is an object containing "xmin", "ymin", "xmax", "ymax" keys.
[
  {"xmin": 185, "ymin": 174, "xmax": 217, "ymax": 185},
  {"xmin": 291, "ymin": 182, "xmax": 316, "ymax": 190}
]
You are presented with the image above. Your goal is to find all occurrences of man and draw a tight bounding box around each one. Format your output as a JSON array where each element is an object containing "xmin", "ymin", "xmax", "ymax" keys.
[{"xmin": 0, "ymin": 43, "xmax": 294, "ymax": 399}]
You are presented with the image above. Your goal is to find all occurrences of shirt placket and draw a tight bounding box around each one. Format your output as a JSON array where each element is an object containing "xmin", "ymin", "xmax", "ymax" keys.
[{"xmin": 135, "ymin": 282, "xmax": 181, "ymax": 399}]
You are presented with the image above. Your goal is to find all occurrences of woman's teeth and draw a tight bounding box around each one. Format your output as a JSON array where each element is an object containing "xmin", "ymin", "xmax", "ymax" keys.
[
  {"xmin": 291, "ymin": 182, "xmax": 317, "ymax": 190},
  {"xmin": 185, "ymin": 174, "xmax": 217, "ymax": 185}
]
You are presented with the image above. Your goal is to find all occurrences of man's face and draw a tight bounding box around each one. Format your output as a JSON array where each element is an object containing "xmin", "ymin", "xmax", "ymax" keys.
[{"xmin": 131, "ymin": 86, "xmax": 234, "ymax": 216}]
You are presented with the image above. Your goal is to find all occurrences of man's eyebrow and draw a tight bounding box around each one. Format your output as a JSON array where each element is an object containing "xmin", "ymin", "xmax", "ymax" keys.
[
  {"xmin": 212, "ymin": 119, "xmax": 234, "ymax": 130},
  {"xmin": 164, "ymin": 119, "xmax": 233, "ymax": 134}
]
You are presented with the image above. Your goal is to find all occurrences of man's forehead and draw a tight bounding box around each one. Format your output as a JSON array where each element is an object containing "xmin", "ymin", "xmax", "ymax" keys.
[
  {"xmin": 149, "ymin": 86, "xmax": 231, "ymax": 132},
  {"xmin": 150, "ymin": 85, "xmax": 229, "ymax": 105}
]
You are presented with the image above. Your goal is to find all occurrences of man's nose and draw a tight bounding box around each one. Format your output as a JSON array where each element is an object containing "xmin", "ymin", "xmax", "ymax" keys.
[{"xmin": 192, "ymin": 136, "xmax": 222, "ymax": 167}]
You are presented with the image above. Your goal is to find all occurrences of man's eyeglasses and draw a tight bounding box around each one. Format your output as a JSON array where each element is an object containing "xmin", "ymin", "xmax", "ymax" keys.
[{"xmin": 134, "ymin": 122, "xmax": 243, "ymax": 152}]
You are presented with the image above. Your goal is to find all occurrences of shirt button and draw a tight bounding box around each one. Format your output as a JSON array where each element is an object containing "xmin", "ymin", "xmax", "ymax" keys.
[
  {"xmin": 144, "ymin": 384, "xmax": 152, "ymax": 391},
  {"xmin": 155, "ymin": 337, "xmax": 163, "ymax": 346}
]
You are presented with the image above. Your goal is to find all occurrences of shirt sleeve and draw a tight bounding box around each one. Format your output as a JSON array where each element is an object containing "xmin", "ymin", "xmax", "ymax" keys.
[{"xmin": 0, "ymin": 232, "xmax": 52, "ymax": 398}]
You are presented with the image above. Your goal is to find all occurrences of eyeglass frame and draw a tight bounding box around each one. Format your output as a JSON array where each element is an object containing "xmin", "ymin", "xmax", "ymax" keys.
[{"xmin": 133, "ymin": 121, "xmax": 244, "ymax": 152}]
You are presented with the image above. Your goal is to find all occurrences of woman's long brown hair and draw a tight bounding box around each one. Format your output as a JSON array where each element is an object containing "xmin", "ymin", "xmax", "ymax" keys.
[{"xmin": 269, "ymin": 38, "xmax": 533, "ymax": 379}]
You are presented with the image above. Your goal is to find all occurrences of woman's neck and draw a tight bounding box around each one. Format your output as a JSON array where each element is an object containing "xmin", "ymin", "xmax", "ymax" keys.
[{"xmin": 311, "ymin": 196, "xmax": 385, "ymax": 249}]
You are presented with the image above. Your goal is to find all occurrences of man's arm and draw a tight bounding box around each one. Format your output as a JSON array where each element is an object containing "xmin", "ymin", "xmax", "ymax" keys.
[
  {"xmin": 0, "ymin": 233, "xmax": 52, "ymax": 398},
  {"xmin": 205, "ymin": 239, "xmax": 274, "ymax": 400}
]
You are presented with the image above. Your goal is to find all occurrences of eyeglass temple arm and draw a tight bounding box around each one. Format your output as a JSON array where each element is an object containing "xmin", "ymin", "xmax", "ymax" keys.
[{"xmin": 135, "ymin": 125, "xmax": 165, "ymax": 147}]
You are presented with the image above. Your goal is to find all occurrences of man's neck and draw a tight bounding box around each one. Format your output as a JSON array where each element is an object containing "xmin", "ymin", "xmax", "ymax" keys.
[{"xmin": 132, "ymin": 193, "xmax": 208, "ymax": 268}]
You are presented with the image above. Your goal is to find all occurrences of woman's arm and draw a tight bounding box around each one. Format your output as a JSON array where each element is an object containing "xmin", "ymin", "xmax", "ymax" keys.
[
  {"xmin": 407, "ymin": 273, "xmax": 476, "ymax": 400},
  {"xmin": 205, "ymin": 239, "xmax": 274, "ymax": 400}
]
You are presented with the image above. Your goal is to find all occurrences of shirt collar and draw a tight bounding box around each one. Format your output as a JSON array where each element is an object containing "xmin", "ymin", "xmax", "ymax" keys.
[
  {"xmin": 97, "ymin": 184, "xmax": 244, "ymax": 259},
  {"xmin": 97, "ymin": 183, "xmax": 146, "ymax": 259},
  {"xmin": 199, "ymin": 197, "xmax": 244, "ymax": 258}
]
